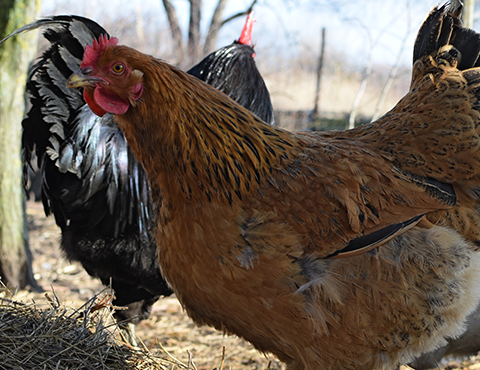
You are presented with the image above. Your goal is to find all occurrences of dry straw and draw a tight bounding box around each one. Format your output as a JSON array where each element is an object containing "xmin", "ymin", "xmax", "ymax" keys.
[{"xmin": 0, "ymin": 286, "xmax": 195, "ymax": 370}]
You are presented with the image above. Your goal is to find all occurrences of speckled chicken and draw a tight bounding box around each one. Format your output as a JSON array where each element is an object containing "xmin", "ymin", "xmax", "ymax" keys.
[{"xmin": 65, "ymin": 3, "xmax": 480, "ymax": 369}]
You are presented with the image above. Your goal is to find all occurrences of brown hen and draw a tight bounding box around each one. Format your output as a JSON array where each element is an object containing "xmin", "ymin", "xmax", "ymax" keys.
[{"xmin": 66, "ymin": 3, "xmax": 480, "ymax": 369}]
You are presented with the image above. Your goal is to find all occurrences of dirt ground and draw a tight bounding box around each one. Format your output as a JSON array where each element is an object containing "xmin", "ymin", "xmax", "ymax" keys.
[{"xmin": 23, "ymin": 200, "xmax": 480, "ymax": 370}]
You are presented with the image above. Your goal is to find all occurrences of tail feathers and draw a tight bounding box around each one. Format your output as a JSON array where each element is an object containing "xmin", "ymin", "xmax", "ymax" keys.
[
  {"xmin": 20, "ymin": 16, "xmax": 108, "ymax": 173},
  {"xmin": 0, "ymin": 15, "xmax": 107, "ymax": 46},
  {"xmin": 413, "ymin": 4, "xmax": 451, "ymax": 64},
  {"xmin": 450, "ymin": 26, "xmax": 480, "ymax": 69},
  {"xmin": 0, "ymin": 17, "xmax": 70, "ymax": 44},
  {"xmin": 14, "ymin": 16, "xmax": 155, "ymax": 239},
  {"xmin": 463, "ymin": 68, "xmax": 480, "ymax": 86},
  {"xmin": 413, "ymin": 3, "xmax": 480, "ymax": 71}
]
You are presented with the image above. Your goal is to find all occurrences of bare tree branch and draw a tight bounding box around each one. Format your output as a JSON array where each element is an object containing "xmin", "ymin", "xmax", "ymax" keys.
[
  {"xmin": 348, "ymin": 51, "xmax": 373, "ymax": 129},
  {"xmin": 345, "ymin": 1, "xmax": 412, "ymax": 128},
  {"xmin": 371, "ymin": 0, "xmax": 412, "ymax": 122},
  {"xmin": 310, "ymin": 27, "xmax": 326, "ymax": 122},
  {"xmin": 348, "ymin": 21, "xmax": 374, "ymax": 129},
  {"xmin": 161, "ymin": 0, "xmax": 185, "ymax": 64},
  {"xmin": 203, "ymin": 0, "xmax": 257, "ymax": 55},
  {"xmin": 161, "ymin": 0, "xmax": 256, "ymax": 64},
  {"xmin": 188, "ymin": 0, "xmax": 202, "ymax": 65},
  {"xmin": 220, "ymin": 0, "xmax": 257, "ymax": 29},
  {"xmin": 203, "ymin": 0, "xmax": 228, "ymax": 55}
]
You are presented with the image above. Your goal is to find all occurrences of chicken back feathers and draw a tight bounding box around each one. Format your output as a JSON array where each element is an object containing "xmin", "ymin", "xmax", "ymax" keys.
[
  {"xmin": 67, "ymin": 3, "xmax": 480, "ymax": 369},
  {"xmin": 344, "ymin": 7, "xmax": 480, "ymax": 245}
]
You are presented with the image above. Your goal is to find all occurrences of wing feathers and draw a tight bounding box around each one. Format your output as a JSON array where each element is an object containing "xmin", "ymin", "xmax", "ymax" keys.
[{"xmin": 327, "ymin": 214, "xmax": 425, "ymax": 259}]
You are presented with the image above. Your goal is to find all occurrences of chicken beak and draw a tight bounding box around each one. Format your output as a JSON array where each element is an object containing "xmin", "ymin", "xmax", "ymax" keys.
[{"xmin": 66, "ymin": 70, "xmax": 103, "ymax": 89}]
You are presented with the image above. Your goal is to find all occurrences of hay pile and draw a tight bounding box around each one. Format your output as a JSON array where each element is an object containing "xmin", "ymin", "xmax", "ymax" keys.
[{"xmin": 0, "ymin": 287, "xmax": 193, "ymax": 370}]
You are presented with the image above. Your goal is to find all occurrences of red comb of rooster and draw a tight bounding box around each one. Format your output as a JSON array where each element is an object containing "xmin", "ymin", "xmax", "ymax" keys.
[
  {"xmin": 238, "ymin": 11, "xmax": 256, "ymax": 46},
  {"xmin": 81, "ymin": 34, "xmax": 119, "ymax": 68}
]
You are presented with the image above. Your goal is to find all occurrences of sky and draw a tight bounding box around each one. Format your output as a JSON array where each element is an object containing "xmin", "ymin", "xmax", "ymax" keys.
[{"xmin": 38, "ymin": 0, "xmax": 447, "ymax": 68}]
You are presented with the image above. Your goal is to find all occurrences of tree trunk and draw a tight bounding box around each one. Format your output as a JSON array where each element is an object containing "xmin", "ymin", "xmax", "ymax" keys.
[
  {"xmin": 188, "ymin": 0, "xmax": 202, "ymax": 65},
  {"xmin": 162, "ymin": 0, "xmax": 185, "ymax": 65},
  {"xmin": 0, "ymin": 0, "xmax": 41, "ymax": 290}
]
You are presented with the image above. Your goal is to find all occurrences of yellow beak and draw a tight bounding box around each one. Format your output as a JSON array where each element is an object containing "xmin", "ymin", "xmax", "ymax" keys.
[{"xmin": 66, "ymin": 70, "xmax": 103, "ymax": 89}]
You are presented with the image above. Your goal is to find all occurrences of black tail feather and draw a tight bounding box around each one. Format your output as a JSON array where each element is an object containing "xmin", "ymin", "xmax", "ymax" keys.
[
  {"xmin": 413, "ymin": 4, "xmax": 448, "ymax": 63},
  {"xmin": 413, "ymin": 3, "xmax": 480, "ymax": 71}
]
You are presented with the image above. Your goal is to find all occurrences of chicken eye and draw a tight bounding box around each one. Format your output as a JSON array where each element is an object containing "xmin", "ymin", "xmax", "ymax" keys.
[{"xmin": 112, "ymin": 63, "xmax": 125, "ymax": 74}]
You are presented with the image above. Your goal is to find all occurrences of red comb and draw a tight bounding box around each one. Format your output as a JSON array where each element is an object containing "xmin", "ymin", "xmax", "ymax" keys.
[
  {"xmin": 81, "ymin": 34, "xmax": 119, "ymax": 68},
  {"xmin": 238, "ymin": 11, "xmax": 256, "ymax": 46}
]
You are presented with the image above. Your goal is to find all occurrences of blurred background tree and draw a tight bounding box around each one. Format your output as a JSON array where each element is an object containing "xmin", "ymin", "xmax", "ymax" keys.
[
  {"xmin": 161, "ymin": 0, "xmax": 257, "ymax": 67},
  {"xmin": 0, "ymin": 0, "xmax": 42, "ymax": 290}
]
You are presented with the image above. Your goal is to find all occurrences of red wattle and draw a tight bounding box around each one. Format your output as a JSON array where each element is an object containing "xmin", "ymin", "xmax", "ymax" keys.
[
  {"xmin": 94, "ymin": 85, "xmax": 130, "ymax": 115},
  {"xmin": 83, "ymin": 89, "xmax": 107, "ymax": 117}
]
